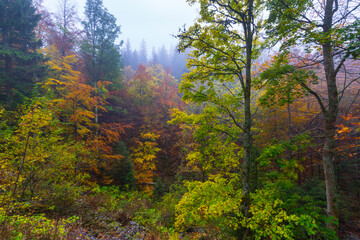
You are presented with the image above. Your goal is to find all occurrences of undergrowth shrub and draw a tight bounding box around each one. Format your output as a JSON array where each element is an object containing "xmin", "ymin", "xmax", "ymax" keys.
[
  {"xmin": 44, "ymin": 183, "xmax": 81, "ymax": 216},
  {"xmin": 0, "ymin": 208, "xmax": 77, "ymax": 240},
  {"xmin": 174, "ymin": 176, "xmax": 335, "ymax": 239},
  {"xmin": 175, "ymin": 176, "xmax": 243, "ymax": 239}
]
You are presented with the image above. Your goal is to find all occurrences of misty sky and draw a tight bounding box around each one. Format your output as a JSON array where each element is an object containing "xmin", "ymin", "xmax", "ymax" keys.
[{"xmin": 42, "ymin": 0, "xmax": 199, "ymax": 50}]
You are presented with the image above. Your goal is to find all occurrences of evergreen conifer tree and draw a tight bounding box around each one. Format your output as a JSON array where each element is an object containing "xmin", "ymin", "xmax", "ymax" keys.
[
  {"xmin": 81, "ymin": 0, "xmax": 122, "ymax": 87},
  {"xmin": 0, "ymin": 0, "xmax": 46, "ymax": 108}
]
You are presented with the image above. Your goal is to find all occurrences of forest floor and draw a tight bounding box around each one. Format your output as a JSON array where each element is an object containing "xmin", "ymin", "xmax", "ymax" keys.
[{"xmin": 66, "ymin": 221, "xmax": 147, "ymax": 240}]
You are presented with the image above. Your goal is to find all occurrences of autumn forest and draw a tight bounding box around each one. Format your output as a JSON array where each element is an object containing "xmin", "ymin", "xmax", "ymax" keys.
[{"xmin": 0, "ymin": 0, "xmax": 360, "ymax": 239}]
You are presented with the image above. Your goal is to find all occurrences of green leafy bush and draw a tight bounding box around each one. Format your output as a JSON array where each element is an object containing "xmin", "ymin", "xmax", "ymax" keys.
[
  {"xmin": 175, "ymin": 176, "xmax": 243, "ymax": 238},
  {"xmin": 0, "ymin": 208, "xmax": 77, "ymax": 240}
]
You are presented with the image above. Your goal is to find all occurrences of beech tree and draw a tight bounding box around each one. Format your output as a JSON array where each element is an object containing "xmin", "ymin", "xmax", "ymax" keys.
[
  {"xmin": 176, "ymin": 0, "xmax": 265, "ymax": 238},
  {"xmin": 44, "ymin": 46, "xmax": 98, "ymax": 142},
  {"xmin": 264, "ymin": 0, "xmax": 360, "ymax": 231},
  {"xmin": 0, "ymin": 98, "xmax": 81, "ymax": 205},
  {"xmin": 126, "ymin": 64, "xmax": 184, "ymax": 186}
]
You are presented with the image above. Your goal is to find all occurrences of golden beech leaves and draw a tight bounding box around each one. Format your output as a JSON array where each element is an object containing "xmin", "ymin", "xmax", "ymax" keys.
[
  {"xmin": 124, "ymin": 64, "xmax": 184, "ymax": 190},
  {"xmin": 0, "ymin": 98, "xmax": 87, "ymax": 203},
  {"xmin": 1, "ymin": 0, "xmax": 359, "ymax": 239},
  {"xmin": 130, "ymin": 132, "xmax": 160, "ymax": 192},
  {"xmin": 43, "ymin": 46, "xmax": 99, "ymax": 140},
  {"xmin": 92, "ymin": 122, "xmax": 132, "ymax": 164},
  {"xmin": 101, "ymin": 122, "xmax": 131, "ymax": 144},
  {"xmin": 42, "ymin": 45, "xmax": 131, "ymax": 185}
]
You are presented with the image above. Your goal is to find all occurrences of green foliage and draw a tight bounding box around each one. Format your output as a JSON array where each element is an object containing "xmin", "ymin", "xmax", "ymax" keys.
[
  {"xmin": 43, "ymin": 183, "xmax": 81, "ymax": 216},
  {"xmin": 0, "ymin": 97, "xmax": 90, "ymax": 209},
  {"xmin": 265, "ymin": 0, "xmax": 312, "ymax": 45},
  {"xmin": 256, "ymin": 134, "xmax": 311, "ymax": 181},
  {"xmin": 247, "ymin": 186, "xmax": 318, "ymax": 240},
  {"xmin": 107, "ymin": 141, "xmax": 135, "ymax": 189},
  {"xmin": 158, "ymin": 183, "xmax": 187, "ymax": 229},
  {"xmin": 133, "ymin": 207, "xmax": 172, "ymax": 236},
  {"xmin": 259, "ymin": 57, "xmax": 318, "ymax": 107},
  {"xmin": 253, "ymin": 136, "xmax": 337, "ymax": 239},
  {"xmin": 173, "ymin": 175, "xmax": 328, "ymax": 239},
  {"xmin": 0, "ymin": 208, "xmax": 78, "ymax": 240},
  {"xmin": 244, "ymin": 177, "xmax": 338, "ymax": 240},
  {"xmin": 265, "ymin": 0, "xmax": 358, "ymax": 59},
  {"xmin": 172, "ymin": 134, "xmax": 336, "ymax": 239},
  {"xmin": 0, "ymin": 0, "xmax": 46, "ymax": 108},
  {"xmin": 88, "ymin": 187, "xmax": 175, "ymax": 237},
  {"xmin": 81, "ymin": 0, "xmax": 122, "ymax": 86},
  {"xmin": 170, "ymin": 107, "xmax": 242, "ymax": 177},
  {"xmin": 175, "ymin": 176, "xmax": 243, "ymax": 238},
  {"xmin": 340, "ymin": 20, "xmax": 360, "ymax": 60},
  {"xmin": 153, "ymin": 177, "xmax": 167, "ymax": 199}
]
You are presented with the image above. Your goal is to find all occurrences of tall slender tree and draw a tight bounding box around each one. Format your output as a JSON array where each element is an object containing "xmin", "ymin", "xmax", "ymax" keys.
[
  {"xmin": 177, "ymin": 0, "xmax": 264, "ymax": 238},
  {"xmin": 157, "ymin": 45, "xmax": 169, "ymax": 67},
  {"xmin": 122, "ymin": 39, "xmax": 132, "ymax": 66},
  {"xmin": 265, "ymin": 0, "xmax": 360, "ymax": 231},
  {"xmin": 80, "ymin": 0, "xmax": 122, "ymax": 138},
  {"xmin": 50, "ymin": 0, "xmax": 80, "ymax": 56},
  {"xmin": 81, "ymin": 0, "xmax": 122, "ymax": 87},
  {"xmin": 139, "ymin": 39, "xmax": 148, "ymax": 64}
]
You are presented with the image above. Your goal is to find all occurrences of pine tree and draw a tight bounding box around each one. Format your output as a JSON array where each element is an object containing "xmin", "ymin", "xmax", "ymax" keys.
[
  {"xmin": 158, "ymin": 45, "xmax": 169, "ymax": 67},
  {"xmin": 0, "ymin": 0, "xmax": 46, "ymax": 109},
  {"xmin": 138, "ymin": 39, "xmax": 148, "ymax": 64},
  {"xmin": 122, "ymin": 39, "xmax": 132, "ymax": 67}
]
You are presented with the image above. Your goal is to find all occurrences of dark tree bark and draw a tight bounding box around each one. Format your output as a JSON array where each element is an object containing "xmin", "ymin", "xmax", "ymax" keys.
[{"xmin": 321, "ymin": 0, "xmax": 338, "ymax": 229}]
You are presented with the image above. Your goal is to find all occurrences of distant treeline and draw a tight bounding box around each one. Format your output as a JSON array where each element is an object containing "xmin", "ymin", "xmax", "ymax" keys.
[{"xmin": 122, "ymin": 40, "xmax": 189, "ymax": 80}]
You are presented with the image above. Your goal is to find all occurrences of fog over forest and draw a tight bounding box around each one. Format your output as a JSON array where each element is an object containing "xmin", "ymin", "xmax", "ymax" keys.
[
  {"xmin": 1, "ymin": 0, "xmax": 360, "ymax": 239},
  {"xmin": 41, "ymin": 0, "xmax": 192, "ymax": 80}
]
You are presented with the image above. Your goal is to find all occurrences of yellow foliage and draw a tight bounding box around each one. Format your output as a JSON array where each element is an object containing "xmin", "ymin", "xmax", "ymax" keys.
[{"xmin": 130, "ymin": 132, "xmax": 160, "ymax": 192}]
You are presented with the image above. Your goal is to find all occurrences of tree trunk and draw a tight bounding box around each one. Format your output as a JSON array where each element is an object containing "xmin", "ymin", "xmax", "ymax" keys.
[
  {"xmin": 322, "ymin": 0, "xmax": 338, "ymax": 231},
  {"xmin": 323, "ymin": 118, "xmax": 337, "ymax": 229},
  {"xmin": 242, "ymin": 2, "xmax": 254, "ymax": 239},
  {"xmin": 3, "ymin": 24, "xmax": 12, "ymax": 105}
]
